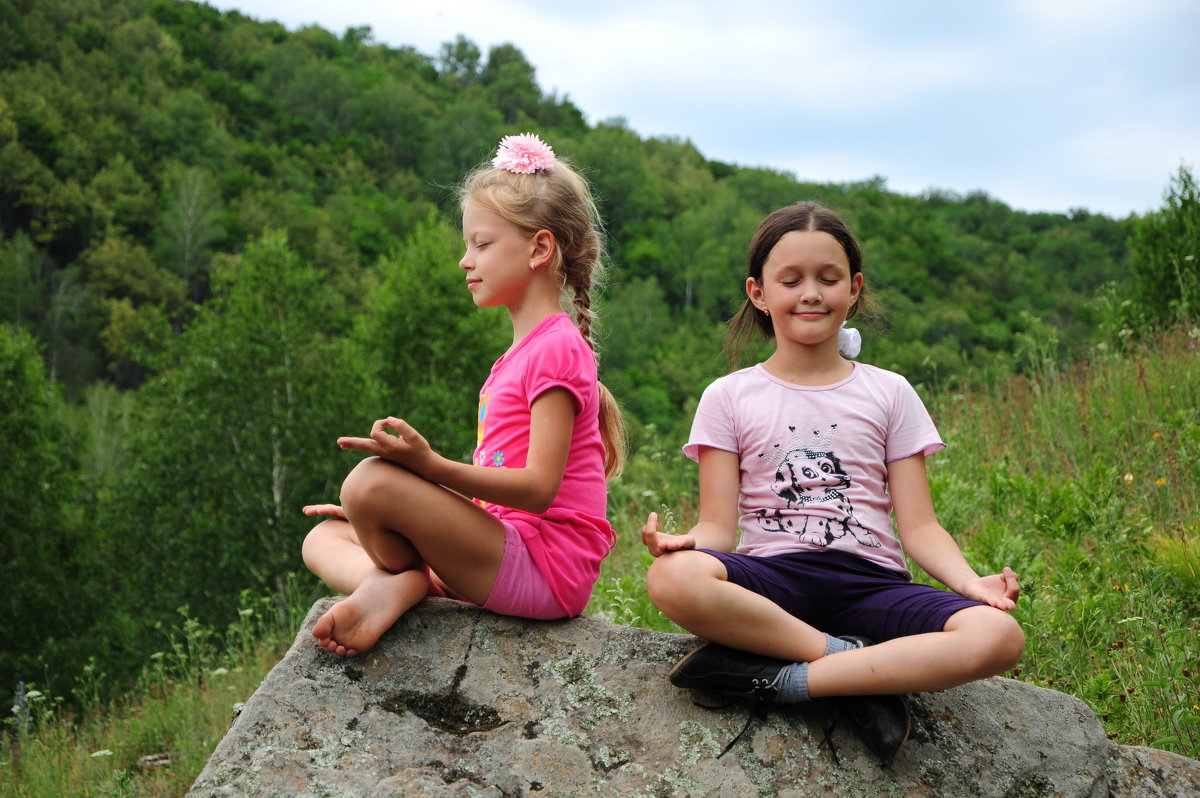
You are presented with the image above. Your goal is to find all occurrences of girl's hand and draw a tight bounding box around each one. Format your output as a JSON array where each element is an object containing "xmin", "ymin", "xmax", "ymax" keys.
[
  {"xmin": 960, "ymin": 566, "xmax": 1021, "ymax": 611},
  {"xmin": 641, "ymin": 511, "xmax": 697, "ymax": 558},
  {"xmin": 338, "ymin": 417, "xmax": 434, "ymax": 472},
  {"xmin": 302, "ymin": 503, "xmax": 347, "ymax": 520}
]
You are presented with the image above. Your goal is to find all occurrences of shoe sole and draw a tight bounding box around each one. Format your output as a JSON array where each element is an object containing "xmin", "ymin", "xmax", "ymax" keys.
[
  {"xmin": 668, "ymin": 642, "xmax": 715, "ymax": 687},
  {"xmin": 846, "ymin": 694, "xmax": 911, "ymax": 764},
  {"xmin": 885, "ymin": 709, "xmax": 911, "ymax": 764}
]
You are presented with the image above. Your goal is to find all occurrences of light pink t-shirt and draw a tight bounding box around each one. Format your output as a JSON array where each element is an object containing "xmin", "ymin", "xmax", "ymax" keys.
[
  {"xmin": 684, "ymin": 363, "xmax": 944, "ymax": 575},
  {"xmin": 473, "ymin": 312, "xmax": 614, "ymax": 616}
]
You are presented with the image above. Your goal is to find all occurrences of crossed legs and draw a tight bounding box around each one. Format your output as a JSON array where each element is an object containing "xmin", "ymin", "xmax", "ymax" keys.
[
  {"xmin": 302, "ymin": 457, "xmax": 507, "ymax": 656},
  {"xmin": 646, "ymin": 549, "xmax": 1025, "ymax": 696}
]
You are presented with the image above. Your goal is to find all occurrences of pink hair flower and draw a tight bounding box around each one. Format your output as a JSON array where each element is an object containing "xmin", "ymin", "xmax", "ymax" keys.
[{"xmin": 492, "ymin": 133, "xmax": 556, "ymax": 174}]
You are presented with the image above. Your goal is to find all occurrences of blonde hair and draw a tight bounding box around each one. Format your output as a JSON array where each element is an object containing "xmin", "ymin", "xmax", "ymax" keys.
[{"xmin": 459, "ymin": 154, "xmax": 626, "ymax": 479}]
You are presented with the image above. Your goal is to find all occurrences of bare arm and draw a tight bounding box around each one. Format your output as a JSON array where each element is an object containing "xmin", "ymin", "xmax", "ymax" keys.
[
  {"xmin": 338, "ymin": 387, "xmax": 575, "ymax": 514},
  {"xmin": 890, "ymin": 453, "xmax": 1020, "ymax": 610},
  {"xmin": 642, "ymin": 446, "xmax": 741, "ymax": 556}
]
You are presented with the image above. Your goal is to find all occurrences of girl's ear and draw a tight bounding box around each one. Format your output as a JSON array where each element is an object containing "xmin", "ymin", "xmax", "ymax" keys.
[
  {"xmin": 529, "ymin": 229, "xmax": 556, "ymax": 270},
  {"xmin": 746, "ymin": 276, "xmax": 766, "ymax": 311},
  {"xmin": 850, "ymin": 272, "xmax": 864, "ymax": 304}
]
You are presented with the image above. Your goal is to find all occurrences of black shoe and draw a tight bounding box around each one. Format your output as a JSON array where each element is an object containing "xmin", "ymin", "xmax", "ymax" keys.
[
  {"xmin": 840, "ymin": 693, "xmax": 911, "ymax": 764},
  {"xmin": 837, "ymin": 634, "xmax": 874, "ymax": 649},
  {"xmin": 668, "ymin": 643, "xmax": 790, "ymax": 702}
]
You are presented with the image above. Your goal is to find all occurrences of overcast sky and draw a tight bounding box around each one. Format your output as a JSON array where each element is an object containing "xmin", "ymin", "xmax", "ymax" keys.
[{"xmin": 209, "ymin": 0, "xmax": 1198, "ymax": 219}]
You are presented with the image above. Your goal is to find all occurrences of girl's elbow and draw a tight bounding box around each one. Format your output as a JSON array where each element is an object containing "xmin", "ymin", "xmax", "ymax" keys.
[{"xmin": 523, "ymin": 480, "xmax": 562, "ymax": 515}]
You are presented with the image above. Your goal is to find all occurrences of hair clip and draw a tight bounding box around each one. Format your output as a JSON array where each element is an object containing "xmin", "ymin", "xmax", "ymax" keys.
[
  {"xmin": 839, "ymin": 323, "xmax": 862, "ymax": 359},
  {"xmin": 492, "ymin": 133, "xmax": 556, "ymax": 174}
]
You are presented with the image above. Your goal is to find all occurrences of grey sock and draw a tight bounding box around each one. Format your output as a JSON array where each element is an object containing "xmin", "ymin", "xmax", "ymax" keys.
[
  {"xmin": 824, "ymin": 633, "xmax": 862, "ymax": 656},
  {"xmin": 776, "ymin": 661, "xmax": 810, "ymax": 703}
]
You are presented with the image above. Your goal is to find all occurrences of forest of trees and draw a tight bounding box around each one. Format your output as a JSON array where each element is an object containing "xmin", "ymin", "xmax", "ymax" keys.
[{"xmin": 0, "ymin": 0, "xmax": 1194, "ymax": 700}]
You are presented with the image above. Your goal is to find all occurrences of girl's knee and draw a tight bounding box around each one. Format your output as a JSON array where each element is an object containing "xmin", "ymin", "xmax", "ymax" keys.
[
  {"xmin": 947, "ymin": 606, "xmax": 1026, "ymax": 677},
  {"xmin": 301, "ymin": 520, "xmax": 344, "ymax": 573},
  {"xmin": 340, "ymin": 457, "xmax": 403, "ymax": 511},
  {"xmin": 991, "ymin": 612, "xmax": 1026, "ymax": 670},
  {"xmin": 976, "ymin": 612, "xmax": 1025, "ymax": 675},
  {"xmin": 646, "ymin": 551, "xmax": 717, "ymax": 609}
]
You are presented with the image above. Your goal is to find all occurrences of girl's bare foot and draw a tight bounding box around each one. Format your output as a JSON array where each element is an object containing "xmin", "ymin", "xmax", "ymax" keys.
[{"xmin": 312, "ymin": 569, "xmax": 427, "ymax": 656}]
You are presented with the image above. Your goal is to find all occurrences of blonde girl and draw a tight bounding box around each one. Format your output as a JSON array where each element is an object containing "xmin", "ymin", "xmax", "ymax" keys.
[{"xmin": 303, "ymin": 134, "xmax": 623, "ymax": 657}]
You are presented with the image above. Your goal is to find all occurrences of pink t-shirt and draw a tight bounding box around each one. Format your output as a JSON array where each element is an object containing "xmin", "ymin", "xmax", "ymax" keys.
[
  {"xmin": 473, "ymin": 312, "xmax": 614, "ymax": 615},
  {"xmin": 684, "ymin": 363, "xmax": 944, "ymax": 575}
]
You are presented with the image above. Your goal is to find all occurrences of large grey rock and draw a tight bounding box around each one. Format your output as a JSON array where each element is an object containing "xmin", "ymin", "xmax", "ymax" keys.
[{"xmin": 190, "ymin": 598, "xmax": 1200, "ymax": 797}]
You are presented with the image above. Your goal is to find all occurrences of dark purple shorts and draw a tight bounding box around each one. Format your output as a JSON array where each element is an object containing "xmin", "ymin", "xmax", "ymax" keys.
[{"xmin": 701, "ymin": 548, "xmax": 985, "ymax": 642}]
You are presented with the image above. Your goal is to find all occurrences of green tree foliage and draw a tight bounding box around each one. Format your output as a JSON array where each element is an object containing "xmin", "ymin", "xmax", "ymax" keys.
[
  {"xmin": 155, "ymin": 165, "xmax": 225, "ymax": 297},
  {"xmin": 1130, "ymin": 165, "xmax": 1199, "ymax": 324},
  {"xmin": 0, "ymin": 325, "xmax": 93, "ymax": 692},
  {"xmin": 95, "ymin": 233, "xmax": 362, "ymax": 666}
]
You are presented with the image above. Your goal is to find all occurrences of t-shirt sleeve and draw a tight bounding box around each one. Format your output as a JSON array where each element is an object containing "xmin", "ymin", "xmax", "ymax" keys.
[
  {"xmin": 523, "ymin": 329, "xmax": 593, "ymax": 413},
  {"xmin": 683, "ymin": 378, "xmax": 739, "ymax": 462},
  {"xmin": 885, "ymin": 375, "xmax": 946, "ymax": 462}
]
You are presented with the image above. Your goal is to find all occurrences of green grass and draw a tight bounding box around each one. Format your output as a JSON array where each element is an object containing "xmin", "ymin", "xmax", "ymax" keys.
[
  {"xmin": 1, "ymin": 588, "xmax": 308, "ymax": 798},
  {"xmin": 5, "ymin": 329, "xmax": 1199, "ymax": 797}
]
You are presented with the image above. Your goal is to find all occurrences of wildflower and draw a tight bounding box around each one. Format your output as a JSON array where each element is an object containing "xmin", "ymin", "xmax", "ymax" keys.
[
  {"xmin": 1152, "ymin": 432, "xmax": 1163, "ymax": 439},
  {"xmin": 90, "ymin": 749, "xmax": 114, "ymax": 758},
  {"xmin": 1155, "ymin": 477, "xmax": 1167, "ymax": 486},
  {"xmin": 1123, "ymin": 473, "xmax": 1134, "ymax": 486},
  {"xmin": 11, "ymin": 681, "xmax": 32, "ymax": 734}
]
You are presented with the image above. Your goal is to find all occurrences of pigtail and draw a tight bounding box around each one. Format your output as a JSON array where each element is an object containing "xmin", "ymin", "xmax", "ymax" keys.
[
  {"xmin": 563, "ymin": 265, "xmax": 625, "ymax": 479},
  {"xmin": 596, "ymin": 382, "xmax": 626, "ymax": 479}
]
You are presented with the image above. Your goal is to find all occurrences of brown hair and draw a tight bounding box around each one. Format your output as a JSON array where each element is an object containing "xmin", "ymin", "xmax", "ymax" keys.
[
  {"xmin": 725, "ymin": 201, "xmax": 874, "ymax": 367},
  {"xmin": 459, "ymin": 154, "xmax": 626, "ymax": 479}
]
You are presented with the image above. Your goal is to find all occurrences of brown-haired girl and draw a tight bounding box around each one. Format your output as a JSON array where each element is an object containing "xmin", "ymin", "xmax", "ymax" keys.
[{"xmin": 642, "ymin": 202, "xmax": 1023, "ymax": 762}]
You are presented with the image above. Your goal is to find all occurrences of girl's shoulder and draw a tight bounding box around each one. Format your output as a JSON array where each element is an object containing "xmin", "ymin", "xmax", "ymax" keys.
[
  {"xmin": 697, "ymin": 365, "xmax": 762, "ymax": 399},
  {"xmin": 851, "ymin": 362, "xmax": 916, "ymax": 389}
]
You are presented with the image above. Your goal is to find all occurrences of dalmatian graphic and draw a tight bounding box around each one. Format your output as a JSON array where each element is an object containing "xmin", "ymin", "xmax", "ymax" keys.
[{"xmin": 755, "ymin": 424, "xmax": 880, "ymax": 548}]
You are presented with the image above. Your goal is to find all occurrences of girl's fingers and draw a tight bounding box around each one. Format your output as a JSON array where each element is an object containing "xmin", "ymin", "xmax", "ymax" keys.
[
  {"xmin": 302, "ymin": 504, "xmax": 345, "ymax": 517},
  {"xmin": 384, "ymin": 416, "xmax": 413, "ymax": 436}
]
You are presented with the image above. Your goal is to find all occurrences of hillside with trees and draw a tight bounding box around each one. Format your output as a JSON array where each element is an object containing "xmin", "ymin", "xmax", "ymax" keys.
[{"xmin": 2, "ymin": 0, "xmax": 1191, "ymax": 704}]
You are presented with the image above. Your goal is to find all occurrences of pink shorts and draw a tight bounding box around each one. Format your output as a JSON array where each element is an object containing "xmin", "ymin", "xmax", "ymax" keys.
[{"xmin": 430, "ymin": 521, "xmax": 566, "ymax": 620}]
